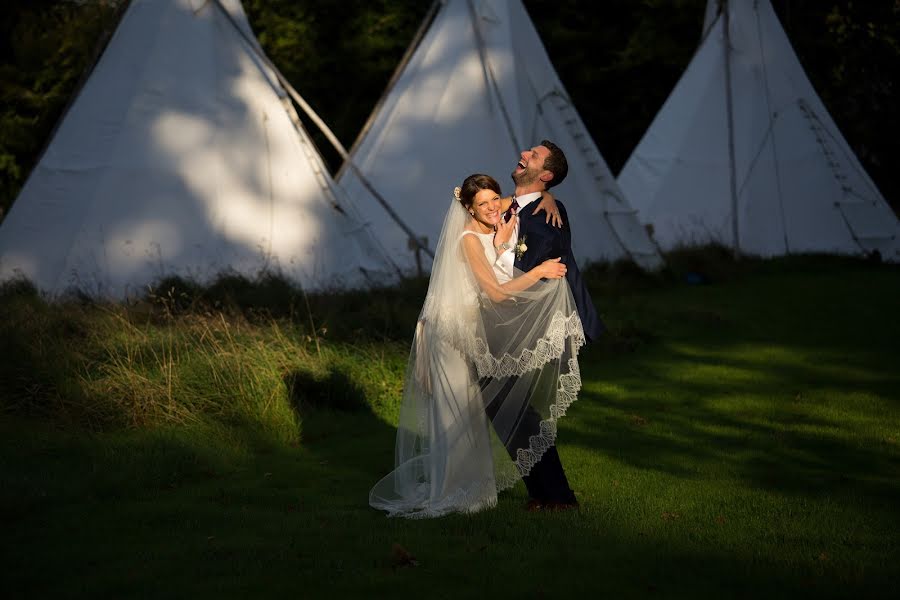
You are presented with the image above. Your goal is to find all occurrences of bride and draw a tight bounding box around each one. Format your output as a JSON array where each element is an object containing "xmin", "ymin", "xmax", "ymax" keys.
[{"xmin": 369, "ymin": 174, "xmax": 585, "ymax": 518}]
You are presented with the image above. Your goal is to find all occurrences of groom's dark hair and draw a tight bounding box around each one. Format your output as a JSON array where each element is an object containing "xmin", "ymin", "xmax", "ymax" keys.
[{"xmin": 540, "ymin": 139, "xmax": 568, "ymax": 189}]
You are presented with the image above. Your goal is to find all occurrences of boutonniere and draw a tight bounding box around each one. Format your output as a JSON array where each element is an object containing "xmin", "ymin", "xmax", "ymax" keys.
[{"xmin": 514, "ymin": 235, "xmax": 528, "ymax": 260}]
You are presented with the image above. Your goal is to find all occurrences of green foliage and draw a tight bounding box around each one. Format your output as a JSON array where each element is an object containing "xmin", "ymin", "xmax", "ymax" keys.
[
  {"xmin": 0, "ymin": 0, "xmax": 123, "ymax": 218},
  {"xmin": 1, "ymin": 0, "xmax": 896, "ymax": 222},
  {"xmin": 526, "ymin": 0, "xmax": 707, "ymax": 172},
  {"xmin": 778, "ymin": 0, "xmax": 900, "ymax": 211},
  {"xmin": 241, "ymin": 0, "xmax": 430, "ymax": 168},
  {"xmin": 0, "ymin": 268, "xmax": 414, "ymax": 438}
]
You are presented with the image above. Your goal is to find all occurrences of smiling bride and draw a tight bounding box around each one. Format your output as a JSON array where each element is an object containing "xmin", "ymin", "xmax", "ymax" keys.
[{"xmin": 369, "ymin": 173, "xmax": 585, "ymax": 518}]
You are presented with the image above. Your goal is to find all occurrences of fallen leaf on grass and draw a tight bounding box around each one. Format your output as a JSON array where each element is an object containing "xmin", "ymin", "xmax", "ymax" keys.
[
  {"xmin": 661, "ymin": 511, "xmax": 680, "ymax": 521},
  {"xmin": 391, "ymin": 543, "xmax": 419, "ymax": 568},
  {"xmin": 629, "ymin": 414, "xmax": 648, "ymax": 426},
  {"xmin": 715, "ymin": 515, "xmax": 726, "ymax": 525},
  {"xmin": 818, "ymin": 551, "xmax": 829, "ymax": 562}
]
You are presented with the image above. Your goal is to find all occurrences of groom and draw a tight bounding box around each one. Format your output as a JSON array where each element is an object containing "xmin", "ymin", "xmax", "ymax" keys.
[{"xmin": 496, "ymin": 139, "xmax": 603, "ymax": 509}]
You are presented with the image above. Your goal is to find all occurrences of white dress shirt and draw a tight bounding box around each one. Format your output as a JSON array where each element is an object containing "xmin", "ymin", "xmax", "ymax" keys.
[{"xmin": 495, "ymin": 191, "xmax": 542, "ymax": 280}]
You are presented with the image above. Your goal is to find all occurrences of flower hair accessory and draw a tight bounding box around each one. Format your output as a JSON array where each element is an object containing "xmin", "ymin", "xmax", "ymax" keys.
[{"xmin": 453, "ymin": 186, "xmax": 461, "ymax": 200}]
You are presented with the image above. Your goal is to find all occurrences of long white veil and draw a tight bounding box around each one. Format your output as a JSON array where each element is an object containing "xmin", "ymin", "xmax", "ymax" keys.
[{"xmin": 369, "ymin": 195, "xmax": 585, "ymax": 518}]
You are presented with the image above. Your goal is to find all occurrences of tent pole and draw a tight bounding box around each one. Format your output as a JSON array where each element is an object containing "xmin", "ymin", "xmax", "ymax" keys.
[
  {"xmin": 210, "ymin": 0, "xmax": 433, "ymax": 260},
  {"xmin": 466, "ymin": 0, "xmax": 521, "ymax": 151},
  {"xmin": 722, "ymin": 0, "xmax": 741, "ymax": 259},
  {"xmin": 754, "ymin": 3, "xmax": 791, "ymax": 254}
]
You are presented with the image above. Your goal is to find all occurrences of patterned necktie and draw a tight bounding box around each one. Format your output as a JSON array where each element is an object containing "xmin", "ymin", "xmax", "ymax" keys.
[{"xmin": 505, "ymin": 197, "xmax": 519, "ymax": 222}]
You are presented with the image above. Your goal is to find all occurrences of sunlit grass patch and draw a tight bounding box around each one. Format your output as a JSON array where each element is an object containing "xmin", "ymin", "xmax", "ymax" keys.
[{"xmin": 1, "ymin": 257, "xmax": 898, "ymax": 598}]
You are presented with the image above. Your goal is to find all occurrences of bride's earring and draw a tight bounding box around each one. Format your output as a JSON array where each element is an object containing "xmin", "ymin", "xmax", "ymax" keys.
[{"xmin": 469, "ymin": 210, "xmax": 475, "ymax": 216}]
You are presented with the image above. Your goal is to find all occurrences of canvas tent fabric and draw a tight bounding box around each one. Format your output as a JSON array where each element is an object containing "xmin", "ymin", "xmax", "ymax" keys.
[
  {"xmin": 618, "ymin": 0, "xmax": 899, "ymax": 261},
  {"xmin": 0, "ymin": 0, "xmax": 393, "ymax": 297},
  {"xmin": 337, "ymin": 0, "xmax": 663, "ymax": 273}
]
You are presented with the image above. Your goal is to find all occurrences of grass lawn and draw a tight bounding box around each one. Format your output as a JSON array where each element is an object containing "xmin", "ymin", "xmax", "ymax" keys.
[{"xmin": 1, "ymin": 257, "xmax": 898, "ymax": 598}]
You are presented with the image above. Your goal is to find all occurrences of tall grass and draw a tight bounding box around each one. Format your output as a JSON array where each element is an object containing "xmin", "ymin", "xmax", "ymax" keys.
[
  {"xmin": 1, "ymin": 248, "xmax": 892, "ymax": 435},
  {"xmin": 0, "ymin": 274, "xmax": 414, "ymax": 441},
  {"xmin": 1, "ymin": 250, "xmax": 898, "ymax": 598}
]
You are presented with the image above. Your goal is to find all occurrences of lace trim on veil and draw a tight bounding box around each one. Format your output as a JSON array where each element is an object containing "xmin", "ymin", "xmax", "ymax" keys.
[
  {"xmin": 378, "ymin": 476, "xmax": 499, "ymax": 520},
  {"xmin": 495, "ymin": 355, "xmax": 583, "ymax": 490},
  {"xmin": 433, "ymin": 308, "xmax": 586, "ymax": 491},
  {"xmin": 430, "ymin": 309, "xmax": 584, "ymax": 379},
  {"xmin": 470, "ymin": 311, "xmax": 584, "ymax": 379}
]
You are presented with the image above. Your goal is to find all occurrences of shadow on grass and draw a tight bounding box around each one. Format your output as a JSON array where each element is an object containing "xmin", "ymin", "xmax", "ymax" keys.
[
  {"xmin": 281, "ymin": 364, "xmax": 401, "ymax": 506},
  {"xmin": 569, "ymin": 335, "xmax": 900, "ymax": 504},
  {"xmin": 572, "ymin": 256, "xmax": 900, "ymax": 488},
  {"xmin": 284, "ymin": 368, "xmax": 369, "ymax": 413},
  {"xmin": 2, "ymin": 256, "xmax": 899, "ymax": 597}
]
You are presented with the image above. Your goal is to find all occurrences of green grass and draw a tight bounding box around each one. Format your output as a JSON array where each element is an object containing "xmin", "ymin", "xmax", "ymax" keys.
[{"xmin": 1, "ymin": 255, "xmax": 898, "ymax": 598}]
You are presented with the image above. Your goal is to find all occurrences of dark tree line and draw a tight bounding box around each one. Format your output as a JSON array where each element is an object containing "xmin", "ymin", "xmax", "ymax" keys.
[{"xmin": 1, "ymin": 0, "xmax": 897, "ymax": 220}]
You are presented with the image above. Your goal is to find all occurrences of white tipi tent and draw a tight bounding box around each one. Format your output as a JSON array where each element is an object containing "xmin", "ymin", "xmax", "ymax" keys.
[
  {"xmin": 0, "ymin": 0, "xmax": 395, "ymax": 297},
  {"xmin": 618, "ymin": 0, "xmax": 899, "ymax": 261},
  {"xmin": 337, "ymin": 0, "xmax": 663, "ymax": 272}
]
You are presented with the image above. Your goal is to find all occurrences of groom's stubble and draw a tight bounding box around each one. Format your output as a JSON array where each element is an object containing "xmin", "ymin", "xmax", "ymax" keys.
[{"xmin": 511, "ymin": 164, "xmax": 545, "ymax": 195}]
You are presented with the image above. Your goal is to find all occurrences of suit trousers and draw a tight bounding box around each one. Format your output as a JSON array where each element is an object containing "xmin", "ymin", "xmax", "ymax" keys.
[{"xmin": 481, "ymin": 374, "xmax": 577, "ymax": 504}]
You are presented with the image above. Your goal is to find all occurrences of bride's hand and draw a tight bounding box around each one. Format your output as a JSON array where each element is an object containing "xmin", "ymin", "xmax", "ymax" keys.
[
  {"xmin": 533, "ymin": 257, "xmax": 567, "ymax": 279},
  {"xmin": 532, "ymin": 191, "xmax": 563, "ymax": 227},
  {"xmin": 494, "ymin": 214, "xmax": 517, "ymax": 250}
]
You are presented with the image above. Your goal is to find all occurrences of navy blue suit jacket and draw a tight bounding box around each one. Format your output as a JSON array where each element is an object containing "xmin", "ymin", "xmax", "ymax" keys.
[{"xmin": 514, "ymin": 199, "xmax": 604, "ymax": 343}]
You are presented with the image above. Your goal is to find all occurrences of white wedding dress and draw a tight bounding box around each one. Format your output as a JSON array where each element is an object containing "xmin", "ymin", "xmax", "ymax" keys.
[{"xmin": 369, "ymin": 199, "xmax": 584, "ymax": 519}]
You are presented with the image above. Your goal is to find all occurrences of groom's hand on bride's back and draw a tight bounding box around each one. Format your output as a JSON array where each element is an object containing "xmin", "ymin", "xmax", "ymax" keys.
[{"xmin": 531, "ymin": 192, "xmax": 563, "ymax": 227}]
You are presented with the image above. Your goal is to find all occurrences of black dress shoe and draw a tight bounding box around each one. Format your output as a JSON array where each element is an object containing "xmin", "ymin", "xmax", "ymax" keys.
[
  {"xmin": 541, "ymin": 500, "xmax": 579, "ymax": 511},
  {"xmin": 524, "ymin": 499, "xmax": 544, "ymax": 512}
]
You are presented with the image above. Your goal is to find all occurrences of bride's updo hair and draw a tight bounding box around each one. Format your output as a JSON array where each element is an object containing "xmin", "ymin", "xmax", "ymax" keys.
[{"xmin": 458, "ymin": 174, "xmax": 501, "ymax": 210}]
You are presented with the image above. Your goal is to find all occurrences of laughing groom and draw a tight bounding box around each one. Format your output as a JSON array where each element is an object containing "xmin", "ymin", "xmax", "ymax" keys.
[{"xmin": 497, "ymin": 139, "xmax": 603, "ymax": 509}]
